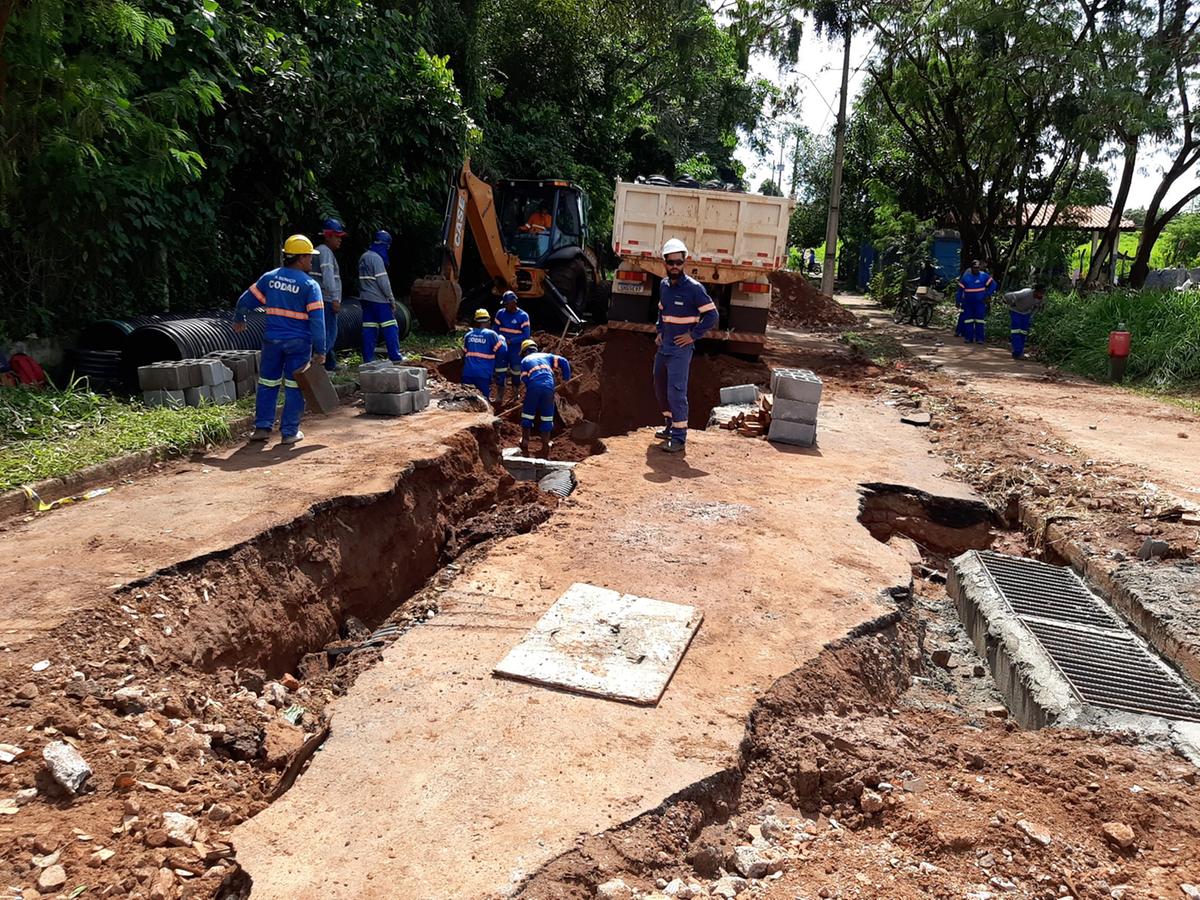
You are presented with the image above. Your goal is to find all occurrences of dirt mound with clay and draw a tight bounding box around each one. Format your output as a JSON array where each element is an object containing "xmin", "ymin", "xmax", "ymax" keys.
[{"xmin": 769, "ymin": 270, "xmax": 858, "ymax": 329}]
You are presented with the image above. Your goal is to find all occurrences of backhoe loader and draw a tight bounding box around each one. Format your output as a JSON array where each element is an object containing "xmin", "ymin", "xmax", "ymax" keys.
[{"xmin": 410, "ymin": 160, "xmax": 604, "ymax": 332}]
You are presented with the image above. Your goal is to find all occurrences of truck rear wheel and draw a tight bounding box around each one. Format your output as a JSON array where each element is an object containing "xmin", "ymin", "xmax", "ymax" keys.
[{"xmin": 547, "ymin": 257, "xmax": 588, "ymax": 319}]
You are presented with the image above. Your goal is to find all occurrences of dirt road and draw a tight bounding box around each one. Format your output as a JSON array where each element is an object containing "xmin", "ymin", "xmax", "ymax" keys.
[
  {"xmin": 0, "ymin": 405, "xmax": 491, "ymax": 650},
  {"xmin": 234, "ymin": 391, "xmax": 972, "ymax": 899}
]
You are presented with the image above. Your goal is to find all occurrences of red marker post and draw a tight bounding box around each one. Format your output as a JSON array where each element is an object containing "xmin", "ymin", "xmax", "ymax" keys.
[{"xmin": 1108, "ymin": 322, "xmax": 1131, "ymax": 382}]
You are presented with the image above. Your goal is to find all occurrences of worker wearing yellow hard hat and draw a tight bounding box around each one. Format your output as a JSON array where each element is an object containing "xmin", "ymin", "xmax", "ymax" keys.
[
  {"xmin": 517, "ymin": 338, "xmax": 572, "ymax": 458},
  {"xmin": 461, "ymin": 307, "xmax": 506, "ymax": 403},
  {"xmin": 232, "ymin": 234, "xmax": 326, "ymax": 446}
]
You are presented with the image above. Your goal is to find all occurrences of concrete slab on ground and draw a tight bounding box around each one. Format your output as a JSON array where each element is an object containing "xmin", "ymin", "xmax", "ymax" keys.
[
  {"xmin": 0, "ymin": 406, "xmax": 493, "ymax": 649},
  {"xmin": 235, "ymin": 389, "xmax": 974, "ymax": 900}
]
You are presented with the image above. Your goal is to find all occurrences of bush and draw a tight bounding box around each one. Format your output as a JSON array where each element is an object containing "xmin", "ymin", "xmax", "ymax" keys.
[{"xmin": 1007, "ymin": 289, "xmax": 1200, "ymax": 387}]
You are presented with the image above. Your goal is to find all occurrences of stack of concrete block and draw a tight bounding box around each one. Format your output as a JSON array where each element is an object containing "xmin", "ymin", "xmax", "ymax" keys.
[
  {"xmin": 204, "ymin": 350, "xmax": 260, "ymax": 399},
  {"xmin": 359, "ymin": 361, "xmax": 431, "ymax": 416},
  {"xmin": 139, "ymin": 358, "xmax": 237, "ymax": 409},
  {"xmin": 767, "ymin": 367, "xmax": 823, "ymax": 447}
]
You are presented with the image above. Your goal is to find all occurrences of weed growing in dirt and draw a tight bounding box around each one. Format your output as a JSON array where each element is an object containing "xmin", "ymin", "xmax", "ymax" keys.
[
  {"xmin": 0, "ymin": 380, "xmax": 252, "ymax": 491},
  {"xmin": 992, "ymin": 289, "xmax": 1200, "ymax": 388},
  {"xmin": 840, "ymin": 330, "xmax": 908, "ymax": 364}
]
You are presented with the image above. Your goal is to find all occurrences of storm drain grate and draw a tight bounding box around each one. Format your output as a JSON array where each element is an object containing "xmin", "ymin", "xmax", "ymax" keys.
[
  {"xmin": 980, "ymin": 551, "xmax": 1120, "ymax": 628},
  {"xmin": 979, "ymin": 551, "xmax": 1200, "ymax": 721},
  {"xmin": 1022, "ymin": 618, "xmax": 1200, "ymax": 721}
]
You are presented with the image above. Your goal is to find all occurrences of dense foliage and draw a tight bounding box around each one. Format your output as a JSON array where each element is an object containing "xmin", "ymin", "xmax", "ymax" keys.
[{"xmin": 0, "ymin": 0, "xmax": 763, "ymax": 341}]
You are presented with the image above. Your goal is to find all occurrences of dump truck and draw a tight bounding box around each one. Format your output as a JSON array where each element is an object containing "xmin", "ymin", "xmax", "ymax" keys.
[
  {"xmin": 606, "ymin": 180, "xmax": 793, "ymax": 356},
  {"xmin": 411, "ymin": 160, "xmax": 604, "ymax": 332}
]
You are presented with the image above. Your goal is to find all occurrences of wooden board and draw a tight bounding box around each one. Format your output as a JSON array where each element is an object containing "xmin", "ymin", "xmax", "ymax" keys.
[{"xmin": 493, "ymin": 583, "xmax": 703, "ymax": 705}]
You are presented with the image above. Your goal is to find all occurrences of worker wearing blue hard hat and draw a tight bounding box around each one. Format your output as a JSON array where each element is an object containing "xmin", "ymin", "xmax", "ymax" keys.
[
  {"xmin": 314, "ymin": 217, "xmax": 346, "ymax": 372},
  {"xmin": 493, "ymin": 290, "xmax": 530, "ymax": 407},
  {"xmin": 358, "ymin": 230, "xmax": 403, "ymax": 362}
]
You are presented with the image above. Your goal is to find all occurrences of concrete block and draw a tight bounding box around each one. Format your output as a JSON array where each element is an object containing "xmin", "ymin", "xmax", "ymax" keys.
[
  {"xmin": 412, "ymin": 389, "xmax": 430, "ymax": 411},
  {"xmin": 236, "ymin": 377, "xmax": 256, "ymax": 399},
  {"xmin": 359, "ymin": 368, "xmax": 408, "ymax": 394},
  {"xmin": 365, "ymin": 391, "xmax": 414, "ymax": 416},
  {"xmin": 174, "ymin": 361, "xmax": 204, "ymax": 388},
  {"xmin": 719, "ymin": 384, "xmax": 759, "ymax": 405},
  {"xmin": 772, "ymin": 397, "xmax": 819, "ymax": 424},
  {"xmin": 184, "ymin": 385, "xmax": 213, "ymax": 407},
  {"xmin": 137, "ymin": 364, "xmax": 168, "ymax": 391},
  {"xmin": 771, "ymin": 367, "xmax": 823, "ymax": 404},
  {"xmin": 767, "ymin": 418, "xmax": 816, "ymax": 447},
  {"xmin": 399, "ymin": 367, "xmax": 428, "ymax": 391},
  {"xmin": 196, "ymin": 360, "xmax": 233, "ymax": 386},
  {"xmin": 211, "ymin": 380, "xmax": 237, "ymax": 405},
  {"xmin": 143, "ymin": 389, "xmax": 185, "ymax": 409},
  {"xmin": 206, "ymin": 352, "xmax": 254, "ymax": 381}
]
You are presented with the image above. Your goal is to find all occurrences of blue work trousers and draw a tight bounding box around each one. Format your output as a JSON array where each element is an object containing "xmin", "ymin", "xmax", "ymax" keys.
[
  {"xmin": 963, "ymin": 298, "xmax": 988, "ymax": 343},
  {"xmin": 653, "ymin": 345, "xmax": 693, "ymax": 442},
  {"xmin": 256, "ymin": 338, "xmax": 311, "ymax": 437},
  {"xmin": 521, "ymin": 385, "xmax": 556, "ymax": 433},
  {"xmin": 1010, "ymin": 311, "xmax": 1032, "ymax": 357},
  {"xmin": 496, "ymin": 339, "xmax": 523, "ymax": 386},
  {"xmin": 323, "ymin": 302, "xmax": 339, "ymax": 371},
  {"xmin": 362, "ymin": 299, "xmax": 402, "ymax": 362},
  {"xmin": 463, "ymin": 375, "xmax": 492, "ymax": 402}
]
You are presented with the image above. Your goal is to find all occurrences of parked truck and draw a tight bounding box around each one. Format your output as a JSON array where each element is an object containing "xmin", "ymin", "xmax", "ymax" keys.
[{"xmin": 606, "ymin": 180, "xmax": 793, "ymax": 356}]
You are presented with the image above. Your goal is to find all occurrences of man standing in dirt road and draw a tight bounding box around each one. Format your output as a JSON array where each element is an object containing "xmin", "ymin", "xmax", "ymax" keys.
[
  {"xmin": 653, "ymin": 239, "xmax": 718, "ymax": 453},
  {"xmin": 955, "ymin": 259, "xmax": 996, "ymax": 344},
  {"xmin": 313, "ymin": 217, "xmax": 346, "ymax": 372}
]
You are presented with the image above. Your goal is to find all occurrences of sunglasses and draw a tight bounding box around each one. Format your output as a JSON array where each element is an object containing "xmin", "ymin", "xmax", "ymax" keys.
[{"xmin": 664, "ymin": 257, "xmax": 685, "ymax": 267}]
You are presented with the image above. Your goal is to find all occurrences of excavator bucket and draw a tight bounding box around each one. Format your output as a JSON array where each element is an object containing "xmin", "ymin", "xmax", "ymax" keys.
[{"xmin": 409, "ymin": 276, "xmax": 462, "ymax": 333}]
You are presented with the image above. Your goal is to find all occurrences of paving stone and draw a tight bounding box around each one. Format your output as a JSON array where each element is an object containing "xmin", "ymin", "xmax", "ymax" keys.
[
  {"xmin": 184, "ymin": 385, "xmax": 213, "ymax": 407},
  {"xmin": 211, "ymin": 380, "xmax": 237, "ymax": 405},
  {"xmin": 412, "ymin": 388, "xmax": 430, "ymax": 411},
  {"xmin": 770, "ymin": 367, "xmax": 823, "ymax": 404},
  {"xmin": 365, "ymin": 391, "xmax": 414, "ymax": 416},
  {"xmin": 399, "ymin": 366, "xmax": 427, "ymax": 390},
  {"xmin": 360, "ymin": 368, "xmax": 409, "ymax": 394},
  {"xmin": 772, "ymin": 397, "xmax": 819, "ymax": 424},
  {"xmin": 196, "ymin": 360, "xmax": 233, "ymax": 386},
  {"xmin": 143, "ymin": 389, "xmax": 185, "ymax": 410},
  {"xmin": 719, "ymin": 384, "xmax": 758, "ymax": 405},
  {"xmin": 236, "ymin": 377, "xmax": 256, "ymax": 399},
  {"xmin": 767, "ymin": 418, "xmax": 816, "ymax": 447}
]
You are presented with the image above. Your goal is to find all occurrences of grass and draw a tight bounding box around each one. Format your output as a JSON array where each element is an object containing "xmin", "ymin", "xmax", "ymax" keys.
[
  {"xmin": 840, "ymin": 330, "xmax": 908, "ymax": 365},
  {"xmin": 0, "ymin": 380, "xmax": 253, "ymax": 493}
]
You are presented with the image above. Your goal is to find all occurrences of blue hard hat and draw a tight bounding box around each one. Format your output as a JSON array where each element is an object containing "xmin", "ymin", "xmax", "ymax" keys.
[
  {"xmin": 502, "ymin": 291, "xmax": 518, "ymax": 305},
  {"xmin": 322, "ymin": 217, "xmax": 347, "ymax": 235},
  {"xmin": 373, "ymin": 230, "xmax": 392, "ymax": 245}
]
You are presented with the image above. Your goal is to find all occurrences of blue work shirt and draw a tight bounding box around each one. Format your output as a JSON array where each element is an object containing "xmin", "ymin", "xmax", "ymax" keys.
[
  {"xmin": 235, "ymin": 266, "xmax": 326, "ymax": 353},
  {"xmin": 520, "ymin": 352, "xmax": 572, "ymax": 391},
  {"xmin": 462, "ymin": 327, "xmax": 506, "ymax": 379},
  {"xmin": 656, "ymin": 274, "xmax": 718, "ymax": 350},
  {"xmin": 495, "ymin": 307, "xmax": 531, "ymax": 345},
  {"xmin": 956, "ymin": 270, "xmax": 997, "ymax": 304}
]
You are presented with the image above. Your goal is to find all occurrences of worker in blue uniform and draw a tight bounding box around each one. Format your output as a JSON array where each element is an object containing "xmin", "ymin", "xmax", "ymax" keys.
[
  {"xmin": 461, "ymin": 309, "xmax": 506, "ymax": 402},
  {"xmin": 233, "ymin": 234, "xmax": 326, "ymax": 445},
  {"xmin": 1002, "ymin": 285, "xmax": 1046, "ymax": 359},
  {"xmin": 653, "ymin": 238, "xmax": 718, "ymax": 453},
  {"xmin": 358, "ymin": 230, "xmax": 403, "ymax": 362},
  {"xmin": 955, "ymin": 259, "xmax": 997, "ymax": 344},
  {"xmin": 313, "ymin": 217, "xmax": 346, "ymax": 372},
  {"xmin": 518, "ymin": 338, "xmax": 571, "ymax": 458},
  {"xmin": 494, "ymin": 291, "xmax": 531, "ymax": 406}
]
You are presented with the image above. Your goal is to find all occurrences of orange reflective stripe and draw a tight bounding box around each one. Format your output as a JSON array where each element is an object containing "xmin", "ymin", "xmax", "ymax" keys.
[
  {"xmin": 526, "ymin": 364, "xmax": 552, "ymax": 375},
  {"xmin": 266, "ymin": 307, "xmax": 308, "ymax": 320},
  {"xmin": 672, "ymin": 421, "xmax": 688, "ymax": 428},
  {"xmin": 499, "ymin": 327, "xmax": 523, "ymax": 334},
  {"xmin": 962, "ymin": 286, "xmax": 987, "ymax": 293},
  {"xmin": 661, "ymin": 314, "xmax": 700, "ymax": 324},
  {"xmin": 249, "ymin": 284, "xmax": 266, "ymax": 302},
  {"xmin": 494, "ymin": 340, "xmax": 506, "ymax": 351},
  {"xmin": 696, "ymin": 302, "xmax": 717, "ymax": 313},
  {"xmin": 465, "ymin": 351, "xmax": 495, "ymax": 360},
  {"xmin": 306, "ymin": 301, "xmax": 323, "ymax": 312}
]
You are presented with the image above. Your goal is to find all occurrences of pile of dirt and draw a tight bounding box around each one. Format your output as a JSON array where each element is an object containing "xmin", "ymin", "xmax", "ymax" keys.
[
  {"xmin": 516, "ymin": 603, "xmax": 1200, "ymax": 899},
  {"xmin": 768, "ymin": 270, "xmax": 859, "ymax": 330}
]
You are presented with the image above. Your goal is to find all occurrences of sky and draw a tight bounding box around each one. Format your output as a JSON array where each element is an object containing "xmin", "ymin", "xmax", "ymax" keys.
[{"xmin": 734, "ymin": 31, "xmax": 1189, "ymax": 214}]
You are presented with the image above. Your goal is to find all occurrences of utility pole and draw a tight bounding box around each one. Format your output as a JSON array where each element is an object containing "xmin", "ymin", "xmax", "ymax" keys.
[{"xmin": 820, "ymin": 27, "xmax": 852, "ymax": 296}]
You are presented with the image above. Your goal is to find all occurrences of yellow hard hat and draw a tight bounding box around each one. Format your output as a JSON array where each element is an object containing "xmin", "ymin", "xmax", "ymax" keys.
[
  {"xmin": 473, "ymin": 308, "xmax": 491, "ymax": 322},
  {"xmin": 282, "ymin": 234, "xmax": 320, "ymax": 256},
  {"xmin": 520, "ymin": 339, "xmax": 539, "ymax": 355}
]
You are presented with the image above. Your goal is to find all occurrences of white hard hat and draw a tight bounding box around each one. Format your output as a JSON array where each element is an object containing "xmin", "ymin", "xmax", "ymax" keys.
[{"xmin": 662, "ymin": 238, "xmax": 689, "ymax": 257}]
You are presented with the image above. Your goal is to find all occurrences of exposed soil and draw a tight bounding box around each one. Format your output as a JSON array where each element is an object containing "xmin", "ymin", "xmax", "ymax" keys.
[
  {"xmin": 768, "ymin": 271, "xmax": 859, "ymax": 330},
  {"xmin": 516, "ymin": 596, "xmax": 1200, "ymax": 900}
]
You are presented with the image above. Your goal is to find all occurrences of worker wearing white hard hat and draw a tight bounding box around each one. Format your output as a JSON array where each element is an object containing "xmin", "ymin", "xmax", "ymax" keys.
[{"xmin": 652, "ymin": 238, "xmax": 718, "ymax": 452}]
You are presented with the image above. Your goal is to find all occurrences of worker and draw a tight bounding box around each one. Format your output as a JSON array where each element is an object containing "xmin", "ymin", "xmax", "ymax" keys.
[
  {"xmin": 517, "ymin": 338, "xmax": 571, "ymax": 457},
  {"xmin": 313, "ymin": 217, "xmax": 346, "ymax": 372},
  {"xmin": 233, "ymin": 234, "xmax": 325, "ymax": 445},
  {"xmin": 493, "ymin": 291, "xmax": 531, "ymax": 406},
  {"xmin": 955, "ymin": 259, "xmax": 996, "ymax": 344},
  {"xmin": 520, "ymin": 203, "xmax": 552, "ymax": 234},
  {"xmin": 654, "ymin": 238, "xmax": 718, "ymax": 453},
  {"xmin": 462, "ymin": 309, "xmax": 506, "ymax": 402},
  {"xmin": 358, "ymin": 230, "xmax": 403, "ymax": 363},
  {"xmin": 1002, "ymin": 285, "xmax": 1046, "ymax": 359}
]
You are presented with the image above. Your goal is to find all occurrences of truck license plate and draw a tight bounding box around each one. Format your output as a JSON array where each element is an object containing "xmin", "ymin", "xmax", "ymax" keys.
[{"xmin": 613, "ymin": 281, "xmax": 646, "ymax": 295}]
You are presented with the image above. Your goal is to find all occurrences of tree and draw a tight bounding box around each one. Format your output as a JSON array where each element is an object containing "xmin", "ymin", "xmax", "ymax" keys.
[
  {"xmin": 1157, "ymin": 211, "xmax": 1200, "ymax": 267},
  {"xmin": 758, "ymin": 178, "xmax": 783, "ymax": 196}
]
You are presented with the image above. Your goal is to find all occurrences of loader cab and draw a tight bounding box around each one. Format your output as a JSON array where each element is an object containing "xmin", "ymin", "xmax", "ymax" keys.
[{"xmin": 497, "ymin": 178, "xmax": 589, "ymax": 265}]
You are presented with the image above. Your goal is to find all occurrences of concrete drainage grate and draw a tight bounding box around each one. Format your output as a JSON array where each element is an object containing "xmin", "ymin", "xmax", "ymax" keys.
[
  {"xmin": 977, "ymin": 551, "xmax": 1200, "ymax": 722},
  {"xmin": 980, "ymin": 551, "xmax": 1120, "ymax": 628}
]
